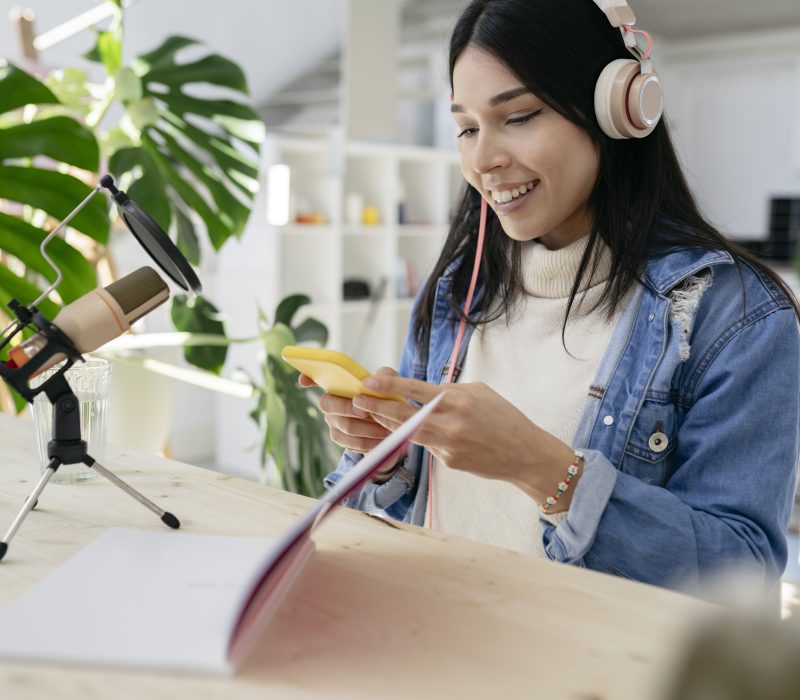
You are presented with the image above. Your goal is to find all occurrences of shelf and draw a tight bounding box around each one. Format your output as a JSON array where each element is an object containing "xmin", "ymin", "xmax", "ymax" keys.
[
  {"xmin": 342, "ymin": 225, "xmax": 393, "ymax": 237},
  {"xmin": 278, "ymin": 224, "xmax": 336, "ymax": 236},
  {"xmin": 397, "ymin": 224, "xmax": 449, "ymax": 237},
  {"xmin": 341, "ymin": 299, "xmax": 374, "ymax": 313}
]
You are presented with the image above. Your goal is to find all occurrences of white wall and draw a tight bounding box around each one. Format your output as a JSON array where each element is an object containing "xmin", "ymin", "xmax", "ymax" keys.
[{"xmin": 659, "ymin": 27, "xmax": 800, "ymax": 238}]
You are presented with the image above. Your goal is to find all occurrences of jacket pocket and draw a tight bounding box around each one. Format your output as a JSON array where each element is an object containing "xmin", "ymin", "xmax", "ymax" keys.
[{"xmin": 621, "ymin": 397, "xmax": 677, "ymax": 486}]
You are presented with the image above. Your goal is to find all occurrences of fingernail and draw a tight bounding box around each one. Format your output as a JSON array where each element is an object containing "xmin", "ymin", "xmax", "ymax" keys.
[
  {"xmin": 353, "ymin": 407, "xmax": 369, "ymax": 418},
  {"xmin": 362, "ymin": 377, "xmax": 378, "ymax": 389}
]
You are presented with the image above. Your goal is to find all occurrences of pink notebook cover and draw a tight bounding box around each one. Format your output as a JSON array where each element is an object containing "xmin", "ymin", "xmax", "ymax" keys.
[{"xmin": 227, "ymin": 393, "xmax": 442, "ymax": 668}]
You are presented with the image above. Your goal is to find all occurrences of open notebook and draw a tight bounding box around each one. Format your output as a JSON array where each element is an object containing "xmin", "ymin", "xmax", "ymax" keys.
[{"xmin": 0, "ymin": 394, "xmax": 441, "ymax": 675}]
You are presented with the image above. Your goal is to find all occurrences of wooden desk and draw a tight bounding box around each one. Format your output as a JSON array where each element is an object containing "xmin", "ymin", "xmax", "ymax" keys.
[{"xmin": 0, "ymin": 414, "xmax": 709, "ymax": 699}]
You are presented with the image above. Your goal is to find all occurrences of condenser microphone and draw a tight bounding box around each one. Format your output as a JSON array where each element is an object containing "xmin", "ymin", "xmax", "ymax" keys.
[{"xmin": 8, "ymin": 266, "xmax": 169, "ymax": 373}]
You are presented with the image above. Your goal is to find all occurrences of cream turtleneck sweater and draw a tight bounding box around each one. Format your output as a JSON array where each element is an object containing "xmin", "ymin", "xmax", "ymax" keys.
[{"xmin": 429, "ymin": 234, "xmax": 627, "ymax": 556}]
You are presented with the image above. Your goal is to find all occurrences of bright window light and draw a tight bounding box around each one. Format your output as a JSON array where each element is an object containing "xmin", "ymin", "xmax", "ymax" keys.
[{"xmin": 267, "ymin": 164, "xmax": 290, "ymax": 226}]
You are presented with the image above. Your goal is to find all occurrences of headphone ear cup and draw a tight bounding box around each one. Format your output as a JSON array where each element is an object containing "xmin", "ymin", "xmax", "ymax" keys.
[
  {"xmin": 594, "ymin": 58, "xmax": 662, "ymax": 139},
  {"xmin": 594, "ymin": 58, "xmax": 633, "ymax": 139}
]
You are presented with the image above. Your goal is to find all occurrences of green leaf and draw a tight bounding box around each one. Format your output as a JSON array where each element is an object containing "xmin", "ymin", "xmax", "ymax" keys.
[
  {"xmin": 161, "ymin": 111, "xmax": 259, "ymax": 192},
  {"xmin": 274, "ymin": 294, "xmax": 311, "ymax": 327},
  {"xmin": 293, "ymin": 317, "xmax": 328, "ymax": 346},
  {"xmin": 0, "ymin": 116, "xmax": 99, "ymax": 171},
  {"xmin": 0, "ymin": 213, "xmax": 96, "ymax": 303},
  {"xmin": 152, "ymin": 92, "xmax": 264, "ymax": 148},
  {"xmin": 169, "ymin": 294, "xmax": 228, "ymax": 373},
  {"xmin": 128, "ymin": 174, "xmax": 172, "ymax": 233},
  {"xmin": 153, "ymin": 125, "xmax": 250, "ymax": 234},
  {"xmin": 0, "ymin": 166, "xmax": 109, "ymax": 242},
  {"xmin": 0, "ymin": 265, "xmax": 60, "ymax": 320},
  {"xmin": 146, "ymin": 55, "xmax": 249, "ymax": 94},
  {"xmin": 137, "ymin": 36, "xmax": 199, "ymax": 71},
  {"xmin": 112, "ymin": 67, "xmax": 143, "ymax": 102},
  {"xmin": 141, "ymin": 135, "xmax": 234, "ymax": 250},
  {"xmin": 174, "ymin": 207, "xmax": 200, "ymax": 266},
  {"xmin": 0, "ymin": 63, "xmax": 59, "ymax": 113},
  {"xmin": 97, "ymin": 31, "xmax": 122, "ymax": 76},
  {"xmin": 264, "ymin": 323, "xmax": 295, "ymax": 360}
]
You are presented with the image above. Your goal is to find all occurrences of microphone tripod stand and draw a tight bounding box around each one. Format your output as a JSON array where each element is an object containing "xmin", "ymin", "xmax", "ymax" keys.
[
  {"xmin": 0, "ymin": 369, "xmax": 180, "ymax": 562},
  {"xmin": 0, "ymin": 302, "xmax": 180, "ymax": 563},
  {"xmin": 0, "ymin": 173, "xmax": 198, "ymax": 562}
]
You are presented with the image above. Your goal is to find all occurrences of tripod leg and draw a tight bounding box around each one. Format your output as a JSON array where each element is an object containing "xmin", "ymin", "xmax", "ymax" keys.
[
  {"xmin": 0, "ymin": 459, "xmax": 60, "ymax": 562},
  {"xmin": 85, "ymin": 456, "xmax": 180, "ymax": 529}
]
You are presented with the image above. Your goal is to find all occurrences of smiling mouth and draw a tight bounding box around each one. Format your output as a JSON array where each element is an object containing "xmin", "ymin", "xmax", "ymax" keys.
[{"xmin": 488, "ymin": 179, "xmax": 540, "ymax": 210}]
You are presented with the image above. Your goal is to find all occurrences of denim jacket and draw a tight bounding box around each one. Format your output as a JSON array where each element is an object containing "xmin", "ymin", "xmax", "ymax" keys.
[{"xmin": 325, "ymin": 236, "xmax": 800, "ymax": 592}]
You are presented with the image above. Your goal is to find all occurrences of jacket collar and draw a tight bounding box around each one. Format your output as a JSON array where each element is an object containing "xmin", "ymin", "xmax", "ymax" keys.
[{"xmin": 643, "ymin": 246, "xmax": 733, "ymax": 296}]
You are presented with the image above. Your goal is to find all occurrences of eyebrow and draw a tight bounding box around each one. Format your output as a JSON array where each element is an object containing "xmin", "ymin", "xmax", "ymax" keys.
[{"xmin": 450, "ymin": 87, "xmax": 532, "ymax": 113}]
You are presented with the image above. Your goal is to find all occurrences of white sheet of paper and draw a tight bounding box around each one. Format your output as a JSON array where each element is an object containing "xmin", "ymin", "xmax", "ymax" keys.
[{"xmin": 0, "ymin": 528, "xmax": 275, "ymax": 675}]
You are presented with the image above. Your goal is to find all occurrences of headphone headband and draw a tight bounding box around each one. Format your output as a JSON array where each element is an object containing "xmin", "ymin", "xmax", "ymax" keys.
[{"xmin": 593, "ymin": 0, "xmax": 636, "ymax": 28}]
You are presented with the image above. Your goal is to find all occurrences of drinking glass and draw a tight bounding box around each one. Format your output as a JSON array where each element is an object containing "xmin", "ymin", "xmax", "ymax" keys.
[{"xmin": 30, "ymin": 357, "xmax": 112, "ymax": 484}]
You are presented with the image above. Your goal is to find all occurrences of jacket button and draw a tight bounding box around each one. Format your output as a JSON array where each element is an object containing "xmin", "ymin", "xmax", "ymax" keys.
[
  {"xmin": 649, "ymin": 432, "xmax": 669, "ymax": 452},
  {"xmin": 603, "ymin": 415, "xmax": 614, "ymax": 426}
]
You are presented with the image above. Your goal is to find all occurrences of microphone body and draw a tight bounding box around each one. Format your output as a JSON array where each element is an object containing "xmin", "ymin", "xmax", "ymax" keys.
[{"xmin": 8, "ymin": 267, "xmax": 169, "ymax": 374}]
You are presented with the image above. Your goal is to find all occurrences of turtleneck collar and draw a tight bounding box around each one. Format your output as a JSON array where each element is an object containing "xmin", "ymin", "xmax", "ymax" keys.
[{"xmin": 520, "ymin": 234, "xmax": 612, "ymax": 299}]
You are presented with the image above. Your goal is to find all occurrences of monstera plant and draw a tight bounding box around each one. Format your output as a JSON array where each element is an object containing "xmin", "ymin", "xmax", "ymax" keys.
[
  {"xmin": 0, "ymin": 6, "xmax": 336, "ymax": 495},
  {"xmin": 0, "ymin": 0, "xmax": 263, "ymax": 369}
]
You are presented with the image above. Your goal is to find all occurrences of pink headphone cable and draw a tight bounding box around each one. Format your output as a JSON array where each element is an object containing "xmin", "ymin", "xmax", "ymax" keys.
[
  {"xmin": 623, "ymin": 25, "xmax": 653, "ymax": 59},
  {"xmin": 426, "ymin": 196, "xmax": 488, "ymax": 527}
]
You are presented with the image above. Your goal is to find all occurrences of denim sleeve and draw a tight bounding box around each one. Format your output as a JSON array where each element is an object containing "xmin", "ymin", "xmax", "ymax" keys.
[{"xmin": 542, "ymin": 308, "xmax": 800, "ymax": 591}]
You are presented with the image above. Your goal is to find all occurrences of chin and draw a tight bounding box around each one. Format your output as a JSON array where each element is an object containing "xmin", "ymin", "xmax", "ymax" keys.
[{"xmin": 498, "ymin": 218, "xmax": 547, "ymax": 243}]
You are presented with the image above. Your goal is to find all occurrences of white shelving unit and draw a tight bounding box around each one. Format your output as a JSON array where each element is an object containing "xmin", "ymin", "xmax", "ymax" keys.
[
  {"xmin": 213, "ymin": 133, "xmax": 462, "ymax": 478},
  {"xmin": 262, "ymin": 133, "xmax": 462, "ymax": 369}
]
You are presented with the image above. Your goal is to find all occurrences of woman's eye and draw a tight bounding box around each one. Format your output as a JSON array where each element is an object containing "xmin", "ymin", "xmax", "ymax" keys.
[
  {"xmin": 456, "ymin": 126, "xmax": 478, "ymax": 138},
  {"xmin": 507, "ymin": 109, "xmax": 543, "ymax": 126}
]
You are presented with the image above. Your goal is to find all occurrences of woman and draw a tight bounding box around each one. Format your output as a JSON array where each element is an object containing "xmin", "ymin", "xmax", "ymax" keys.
[{"xmin": 307, "ymin": 0, "xmax": 800, "ymax": 594}]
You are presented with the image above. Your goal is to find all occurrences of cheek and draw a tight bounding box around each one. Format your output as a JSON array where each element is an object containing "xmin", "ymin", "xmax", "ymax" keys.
[
  {"xmin": 541, "ymin": 136, "xmax": 598, "ymax": 203},
  {"xmin": 459, "ymin": 159, "xmax": 479, "ymax": 191}
]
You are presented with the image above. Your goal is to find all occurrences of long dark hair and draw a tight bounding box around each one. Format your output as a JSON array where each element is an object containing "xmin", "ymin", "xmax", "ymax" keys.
[{"xmin": 414, "ymin": 0, "xmax": 800, "ymax": 349}]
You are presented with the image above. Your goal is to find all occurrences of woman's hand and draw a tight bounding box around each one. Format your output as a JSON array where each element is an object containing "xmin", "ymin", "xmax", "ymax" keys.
[
  {"xmin": 351, "ymin": 375, "xmax": 577, "ymax": 508},
  {"xmin": 299, "ymin": 367, "xmax": 406, "ymax": 475}
]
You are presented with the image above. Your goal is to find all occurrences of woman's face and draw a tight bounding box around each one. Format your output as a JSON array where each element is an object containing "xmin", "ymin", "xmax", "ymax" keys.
[{"xmin": 451, "ymin": 46, "xmax": 600, "ymax": 250}]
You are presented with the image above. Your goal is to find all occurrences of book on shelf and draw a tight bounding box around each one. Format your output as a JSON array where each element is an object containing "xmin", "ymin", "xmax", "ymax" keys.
[{"xmin": 0, "ymin": 395, "xmax": 441, "ymax": 675}]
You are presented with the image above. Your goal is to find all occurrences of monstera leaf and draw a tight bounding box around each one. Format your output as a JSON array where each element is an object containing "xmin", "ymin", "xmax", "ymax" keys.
[
  {"xmin": 106, "ymin": 34, "xmax": 264, "ymax": 266},
  {"xmin": 0, "ymin": 62, "xmax": 104, "ymax": 318}
]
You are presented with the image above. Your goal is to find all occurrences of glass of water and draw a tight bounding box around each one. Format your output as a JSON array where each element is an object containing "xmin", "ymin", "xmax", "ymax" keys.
[{"xmin": 30, "ymin": 357, "xmax": 112, "ymax": 484}]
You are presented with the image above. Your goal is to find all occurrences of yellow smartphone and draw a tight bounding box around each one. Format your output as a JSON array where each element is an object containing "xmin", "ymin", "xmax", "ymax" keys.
[{"xmin": 281, "ymin": 346, "xmax": 407, "ymax": 403}]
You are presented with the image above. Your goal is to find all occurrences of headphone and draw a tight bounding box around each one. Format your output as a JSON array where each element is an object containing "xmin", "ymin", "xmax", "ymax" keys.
[{"xmin": 593, "ymin": 1, "xmax": 664, "ymax": 139}]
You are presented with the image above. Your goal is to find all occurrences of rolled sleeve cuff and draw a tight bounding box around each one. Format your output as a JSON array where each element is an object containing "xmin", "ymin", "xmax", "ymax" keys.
[
  {"xmin": 324, "ymin": 450, "xmax": 414, "ymax": 513},
  {"xmin": 540, "ymin": 449, "xmax": 618, "ymax": 563}
]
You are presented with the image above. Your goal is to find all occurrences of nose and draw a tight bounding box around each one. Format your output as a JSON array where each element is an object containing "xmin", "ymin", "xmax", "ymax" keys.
[{"xmin": 471, "ymin": 131, "xmax": 511, "ymax": 175}]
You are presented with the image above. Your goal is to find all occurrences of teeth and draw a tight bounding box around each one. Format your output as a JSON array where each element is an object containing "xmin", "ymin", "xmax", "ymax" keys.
[{"xmin": 490, "ymin": 181, "xmax": 537, "ymax": 203}]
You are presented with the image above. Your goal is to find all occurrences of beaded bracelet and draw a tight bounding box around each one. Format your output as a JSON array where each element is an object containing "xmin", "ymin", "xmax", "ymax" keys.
[{"xmin": 541, "ymin": 450, "xmax": 585, "ymax": 514}]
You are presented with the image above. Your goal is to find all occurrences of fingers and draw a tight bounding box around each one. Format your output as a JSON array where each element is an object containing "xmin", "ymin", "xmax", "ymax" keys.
[
  {"xmin": 319, "ymin": 392, "xmax": 369, "ymax": 419},
  {"xmin": 326, "ymin": 413, "xmax": 391, "ymax": 439},
  {"xmin": 362, "ymin": 375, "xmax": 442, "ymax": 404},
  {"xmin": 374, "ymin": 366, "xmax": 399, "ymax": 377},
  {"xmin": 352, "ymin": 393, "xmax": 412, "ymax": 424},
  {"xmin": 327, "ymin": 415, "xmax": 392, "ymax": 453},
  {"xmin": 298, "ymin": 373, "xmax": 317, "ymax": 388}
]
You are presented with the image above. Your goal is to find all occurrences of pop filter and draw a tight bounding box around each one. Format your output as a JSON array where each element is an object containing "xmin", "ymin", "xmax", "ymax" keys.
[{"xmin": 99, "ymin": 174, "xmax": 202, "ymax": 295}]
